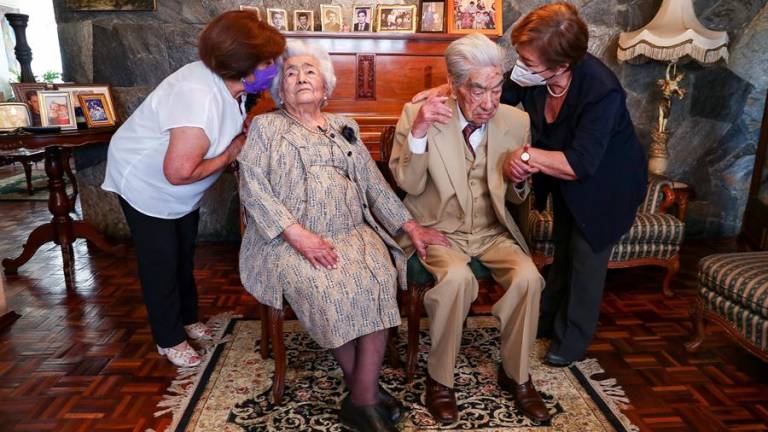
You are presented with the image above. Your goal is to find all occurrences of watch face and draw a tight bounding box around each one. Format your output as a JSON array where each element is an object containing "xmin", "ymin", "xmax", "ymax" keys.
[{"xmin": 521, "ymin": 152, "xmax": 531, "ymax": 162}]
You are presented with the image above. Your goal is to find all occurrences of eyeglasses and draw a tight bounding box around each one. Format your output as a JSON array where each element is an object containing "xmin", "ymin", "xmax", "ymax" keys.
[{"xmin": 463, "ymin": 81, "xmax": 503, "ymax": 102}]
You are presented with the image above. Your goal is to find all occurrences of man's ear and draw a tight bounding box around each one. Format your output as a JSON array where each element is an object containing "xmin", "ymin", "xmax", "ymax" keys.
[{"xmin": 447, "ymin": 79, "xmax": 457, "ymax": 99}]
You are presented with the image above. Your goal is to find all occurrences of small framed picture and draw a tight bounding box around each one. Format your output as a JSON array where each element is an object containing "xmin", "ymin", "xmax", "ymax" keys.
[
  {"xmin": 447, "ymin": 0, "xmax": 502, "ymax": 35},
  {"xmin": 320, "ymin": 4, "xmax": 343, "ymax": 32},
  {"xmin": 376, "ymin": 5, "xmax": 417, "ymax": 33},
  {"xmin": 78, "ymin": 94, "xmax": 115, "ymax": 128},
  {"xmin": 239, "ymin": 5, "xmax": 261, "ymax": 19},
  {"xmin": 56, "ymin": 83, "xmax": 118, "ymax": 123},
  {"xmin": 352, "ymin": 5, "xmax": 373, "ymax": 32},
  {"xmin": 293, "ymin": 10, "xmax": 314, "ymax": 31},
  {"xmin": 38, "ymin": 91, "xmax": 77, "ymax": 130},
  {"xmin": 266, "ymin": 8, "xmax": 288, "ymax": 31},
  {"xmin": 0, "ymin": 103, "xmax": 31, "ymax": 131},
  {"xmin": 420, "ymin": 1, "xmax": 445, "ymax": 32},
  {"xmin": 11, "ymin": 83, "xmax": 54, "ymax": 126}
]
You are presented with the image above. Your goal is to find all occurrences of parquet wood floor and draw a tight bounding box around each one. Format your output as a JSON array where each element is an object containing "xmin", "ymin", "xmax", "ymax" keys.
[{"xmin": 0, "ymin": 196, "xmax": 765, "ymax": 431}]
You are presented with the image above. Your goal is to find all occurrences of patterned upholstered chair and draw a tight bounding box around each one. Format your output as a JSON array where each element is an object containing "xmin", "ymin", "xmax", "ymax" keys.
[
  {"xmin": 686, "ymin": 252, "xmax": 768, "ymax": 362},
  {"xmin": 527, "ymin": 176, "xmax": 687, "ymax": 296}
]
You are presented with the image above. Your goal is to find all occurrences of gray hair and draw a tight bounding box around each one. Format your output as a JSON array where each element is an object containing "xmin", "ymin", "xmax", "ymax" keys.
[
  {"xmin": 445, "ymin": 33, "xmax": 504, "ymax": 88},
  {"xmin": 270, "ymin": 40, "xmax": 337, "ymax": 107}
]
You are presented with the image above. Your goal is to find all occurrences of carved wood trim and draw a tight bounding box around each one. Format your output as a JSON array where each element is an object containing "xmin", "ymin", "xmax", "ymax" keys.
[{"xmin": 356, "ymin": 54, "xmax": 376, "ymax": 100}]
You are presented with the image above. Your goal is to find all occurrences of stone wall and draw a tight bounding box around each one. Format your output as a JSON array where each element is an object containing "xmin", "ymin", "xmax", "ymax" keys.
[{"xmin": 52, "ymin": 0, "xmax": 767, "ymax": 239}]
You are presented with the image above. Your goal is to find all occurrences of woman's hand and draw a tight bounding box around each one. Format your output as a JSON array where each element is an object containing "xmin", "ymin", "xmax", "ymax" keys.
[
  {"xmin": 282, "ymin": 223, "xmax": 339, "ymax": 269},
  {"xmin": 224, "ymin": 132, "xmax": 247, "ymax": 164},
  {"xmin": 402, "ymin": 220, "xmax": 451, "ymax": 259},
  {"xmin": 411, "ymin": 83, "xmax": 451, "ymax": 103},
  {"xmin": 503, "ymin": 146, "xmax": 539, "ymax": 183}
]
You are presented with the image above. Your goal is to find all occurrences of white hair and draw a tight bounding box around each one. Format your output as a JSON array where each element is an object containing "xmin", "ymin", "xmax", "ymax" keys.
[
  {"xmin": 445, "ymin": 33, "xmax": 504, "ymax": 88},
  {"xmin": 270, "ymin": 40, "xmax": 337, "ymax": 107}
]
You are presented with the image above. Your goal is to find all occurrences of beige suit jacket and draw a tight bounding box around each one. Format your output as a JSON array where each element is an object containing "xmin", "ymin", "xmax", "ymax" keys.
[{"xmin": 389, "ymin": 99, "xmax": 532, "ymax": 255}]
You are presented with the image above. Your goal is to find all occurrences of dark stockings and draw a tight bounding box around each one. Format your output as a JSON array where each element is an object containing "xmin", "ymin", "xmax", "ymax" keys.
[{"xmin": 332, "ymin": 328, "xmax": 389, "ymax": 406}]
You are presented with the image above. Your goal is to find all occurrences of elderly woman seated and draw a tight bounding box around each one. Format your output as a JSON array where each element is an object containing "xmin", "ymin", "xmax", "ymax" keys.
[{"xmin": 238, "ymin": 40, "xmax": 449, "ymax": 432}]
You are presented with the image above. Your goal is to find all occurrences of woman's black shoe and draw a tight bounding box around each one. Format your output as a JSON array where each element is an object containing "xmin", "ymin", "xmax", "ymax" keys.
[
  {"xmin": 342, "ymin": 387, "xmax": 407, "ymax": 424},
  {"xmin": 339, "ymin": 398, "xmax": 398, "ymax": 432},
  {"xmin": 379, "ymin": 387, "xmax": 407, "ymax": 424}
]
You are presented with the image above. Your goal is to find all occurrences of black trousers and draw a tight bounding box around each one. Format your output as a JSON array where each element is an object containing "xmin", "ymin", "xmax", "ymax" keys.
[
  {"xmin": 538, "ymin": 190, "xmax": 612, "ymax": 361},
  {"xmin": 119, "ymin": 197, "xmax": 200, "ymax": 348}
]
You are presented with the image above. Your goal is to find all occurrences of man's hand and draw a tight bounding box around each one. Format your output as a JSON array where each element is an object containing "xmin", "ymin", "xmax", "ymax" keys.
[
  {"xmin": 402, "ymin": 220, "xmax": 451, "ymax": 259},
  {"xmin": 282, "ymin": 224, "xmax": 339, "ymax": 270},
  {"xmin": 411, "ymin": 95, "xmax": 452, "ymax": 138},
  {"xmin": 411, "ymin": 83, "xmax": 451, "ymax": 103},
  {"xmin": 503, "ymin": 146, "xmax": 538, "ymax": 183}
]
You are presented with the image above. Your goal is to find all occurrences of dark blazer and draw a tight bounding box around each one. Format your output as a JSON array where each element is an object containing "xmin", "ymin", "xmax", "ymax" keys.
[{"xmin": 501, "ymin": 53, "xmax": 647, "ymax": 252}]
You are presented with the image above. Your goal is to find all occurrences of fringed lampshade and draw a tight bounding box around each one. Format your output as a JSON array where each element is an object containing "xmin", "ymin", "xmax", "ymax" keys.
[{"xmin": 617, "ymin": 0, "xmax": 729, "ymax": 64}]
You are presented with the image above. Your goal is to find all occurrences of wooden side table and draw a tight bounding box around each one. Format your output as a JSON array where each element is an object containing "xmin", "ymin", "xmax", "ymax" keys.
[
  {"xmin": 0, "ymin": 128, "xmax": 124, "ymax": 290},
  {"xmin": 671, "ymin": 181, "xmax": 694, "ymax": 221}
]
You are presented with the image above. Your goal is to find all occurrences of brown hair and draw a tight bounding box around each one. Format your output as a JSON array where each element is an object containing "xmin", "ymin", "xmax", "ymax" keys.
[
  {"xmin": 511, "ymin": 2, "xmax": 588, "ymax": 70},
  {"xmin": 198, "ymin": 11, "xmax": 286, "ymax": 80}
]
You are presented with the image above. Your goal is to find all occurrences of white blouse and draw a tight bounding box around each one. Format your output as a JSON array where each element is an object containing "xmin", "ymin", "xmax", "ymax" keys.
[{"xmin": 102, "ymin": 61, "xmax": 244, "ymax": 219}]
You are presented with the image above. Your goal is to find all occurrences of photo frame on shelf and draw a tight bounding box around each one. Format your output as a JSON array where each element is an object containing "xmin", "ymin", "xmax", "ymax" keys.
[
  {"xmin": 78, "ymin": 94, "xmax": 116, "ymax": 128},
  {"xmin": 419, "ymin": 0, "xmax": 445, "ymax": 32},
  {"xmin": 376, "ymin": 5, "xmax": 417, "ymax": 33},
  {"xmin": 0, "ymin": 103, "xmax": 31, "ymax": 131},
  {"xmin": 352, "ymin": 5, "xmax": 374, "ymax": 32},
  {"xmin": 10, "ymin": 83, "xmax": 53, "ymax": 126},
  {"xmin": 239, "ymin": 5, "xmax": 262, "ymax": 19},
  {"xmin": 55, "ymin": 83, "xmax": 117, "ymax": 123},
  {"xmin": 293, "ymin": 10, "xmax": 315, "ymax": 31},
  {"xmin": 447, "ymin": 0, "xmax": 502, "ymax": 35},
  {"xmin": 320, "ymin": 4, "xmax": 343, "ymax": 32},
  {"xmin": 38, "ymin": 91, "xmax": 77, "ymax": 130},
  {"xmin": 266, "ymin": 8, "xmax": 288, "ymax": 31}
]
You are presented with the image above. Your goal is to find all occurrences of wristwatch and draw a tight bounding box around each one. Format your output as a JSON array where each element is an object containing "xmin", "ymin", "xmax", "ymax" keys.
[{"xmin": 520, "ymin": 145, "xmax": 531, "ymax": 163}]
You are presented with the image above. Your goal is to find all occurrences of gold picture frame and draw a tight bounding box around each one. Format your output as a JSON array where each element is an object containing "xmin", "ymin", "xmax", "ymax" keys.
[
  {"xmin": 239, "ymin": 5, "xmax": 261, "ymax": 19},
  {"xmin": 78, "ymin": 94, "xmax": 116, "ymax": 128},
  {"xmin": 266, "ymin": 8, "xmax": 288, "ymax": 31},
  {"xmin": 320, "ymin": 4, "xmax": 343, "ymax": 32},
  {"xmin": 56, "ymin": 83, "xmax": 118, "ymax": 122},
  {"xmin": 352, "ymin": 5, "xmax": 374, "ymax": 32},
  {"xmin": 447, "ymin": 0, "xmax": 502, "ymax": 36},
  {"xmin": 38, "ymin": 91, "xmax": 77, "ymax": 130},
  {"xmin": 376, "ymin": 5, "xmax": 417, "ymax": 33}
]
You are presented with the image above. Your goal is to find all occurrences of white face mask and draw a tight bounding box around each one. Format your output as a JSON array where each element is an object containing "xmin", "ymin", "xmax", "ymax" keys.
[{"xmin": 510, "ymin": 60, "xmax": 556, "ymax": 87}]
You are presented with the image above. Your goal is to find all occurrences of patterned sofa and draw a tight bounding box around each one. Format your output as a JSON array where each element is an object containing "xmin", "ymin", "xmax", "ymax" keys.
[
  {"xmin": 686, "ymin": 252, "xmax": 768, "ymax": 361},
  {"xmin": 527, "ymin": 176, "xmax": 686, "ymax": 296}
]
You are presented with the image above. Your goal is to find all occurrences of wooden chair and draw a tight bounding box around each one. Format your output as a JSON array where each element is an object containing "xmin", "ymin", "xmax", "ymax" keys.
[{"xmin": 234, "ymin": 161, "xmax": 400, "ymax": 405}]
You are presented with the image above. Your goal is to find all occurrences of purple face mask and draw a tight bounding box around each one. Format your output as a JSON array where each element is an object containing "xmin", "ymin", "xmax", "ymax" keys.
[{"xmin": 242, "ymin": 63, "xmax": 277, "ymax": 94}]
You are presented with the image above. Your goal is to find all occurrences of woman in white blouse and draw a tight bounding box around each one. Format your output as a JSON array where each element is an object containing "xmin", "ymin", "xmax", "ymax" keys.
[{"xmin": 102, "ymin": 11, "xmax": 285, "ymax": 367}]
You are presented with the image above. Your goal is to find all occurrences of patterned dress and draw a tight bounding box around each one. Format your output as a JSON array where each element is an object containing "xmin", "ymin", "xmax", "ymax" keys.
[{"xmin": 238, "ymin": 111, "xmax": 408, "ymax": 350}]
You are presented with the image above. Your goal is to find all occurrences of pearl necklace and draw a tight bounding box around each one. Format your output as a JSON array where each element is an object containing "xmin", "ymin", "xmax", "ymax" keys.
[{"xmin": 546, "ymin": 75, "xmax": 572, "ymax": 98}]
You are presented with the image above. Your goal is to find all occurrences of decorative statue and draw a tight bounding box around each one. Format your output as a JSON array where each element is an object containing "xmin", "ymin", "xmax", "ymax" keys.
[{"xmin": 649, "ymin": 62, "xmax": 685, "ymax": 175}]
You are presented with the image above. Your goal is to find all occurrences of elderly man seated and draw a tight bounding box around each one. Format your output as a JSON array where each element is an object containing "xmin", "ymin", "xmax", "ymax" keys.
[{"xmin": 389, "ymin": 33, "xmax": 551, "ymax": 424}]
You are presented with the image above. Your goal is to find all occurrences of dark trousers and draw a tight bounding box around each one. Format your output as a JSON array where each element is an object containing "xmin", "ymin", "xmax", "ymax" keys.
[
  {"xmin": 119, "ymin": 197, "xmax": 200, "ymax": 348},
  {"xmin": 538, "ymin": 190, "xmax": 612, "ymax": 361}
]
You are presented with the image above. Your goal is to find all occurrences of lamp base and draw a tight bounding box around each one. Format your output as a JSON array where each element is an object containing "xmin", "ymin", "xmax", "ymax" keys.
[{"xmin": 648, "ymin": 156, "xmax": 668, "ymax": 176}]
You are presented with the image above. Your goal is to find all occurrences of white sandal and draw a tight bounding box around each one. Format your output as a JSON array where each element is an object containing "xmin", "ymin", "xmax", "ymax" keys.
[
  {"xmin": 157, "ymin": 342, "xmax": 202, "ymax": 367},
  {"xmin": 184, "ymin": 322, "xmax": 214, "ymax": 340}
]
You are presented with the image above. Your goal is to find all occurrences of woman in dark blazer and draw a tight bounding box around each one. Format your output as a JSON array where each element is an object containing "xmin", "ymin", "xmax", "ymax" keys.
[{"xmin": 501, "ymin": 2, "xmax": 647, "ymax": 365}]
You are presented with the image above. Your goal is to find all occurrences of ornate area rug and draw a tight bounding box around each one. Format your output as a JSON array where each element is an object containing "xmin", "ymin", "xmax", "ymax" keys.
[
  {"xmin": 0, "ymin": 170, "xmax": 71, "ymax": 201},
  {"xmin": 153, "ymin": 314, "xmax": 638, "ymax": 432}
]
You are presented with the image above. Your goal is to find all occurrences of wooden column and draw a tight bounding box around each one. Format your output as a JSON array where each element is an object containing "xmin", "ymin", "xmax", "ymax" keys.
[{"xmin": 5, "ymin": 13, "xmax": 35, "ymax": 83}]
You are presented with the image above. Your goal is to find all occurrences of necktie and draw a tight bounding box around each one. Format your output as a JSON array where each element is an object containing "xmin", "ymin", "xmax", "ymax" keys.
[{"xmin": 462, "ymin": 123, "xmax": 480, "ymax": 159}]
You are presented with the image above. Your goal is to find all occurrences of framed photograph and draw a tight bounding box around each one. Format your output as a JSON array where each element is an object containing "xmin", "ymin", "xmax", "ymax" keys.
[
  {"xmin": 420, "ymin": 1, "xmax": 445, "ymax": 32},
  {"xmin": 66, "ymin": 0, "xmax": 156, "ymax": 11},
  {"xmin": 376, "ymin": 5, "xmax": 417, "ymax": 33},
  {"xmin": 266, "ymin": 8, "xmax": 288, "ymax": 31},
  {"xmin": 352, "ymin": 5, "xmax": 373, "ymax": 32},
  {"xmin": 0, "ymin": 103, "xmax": 31, "ymax": 131},
  {"xmin": 11, "ymin": 83, "xmax": 54, "ymax": 126},
  {"xmin": 38, "ymin": 91, "xmax": 77, "ymax": 130},
  {"xmin": 239, "ymin": 5, "xmax": 261, "ymax": 20},
  {"xmin": 447, "ymin": 0, "xmax": 502, "ymax": 35},
  {"xmin": 55, "ymin": 83, "xmax": 117, "ymax": 123},
  {"xmin": 293, "ymin": 10, "xmax": 314, "ymax": 31},
  {"xmin": 320, "ymin": 4, "xmax": 343, "ymax": 32},
  {"xmin": 78, "ymin": 94, "xmax": 116, "ymax": 128}
]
